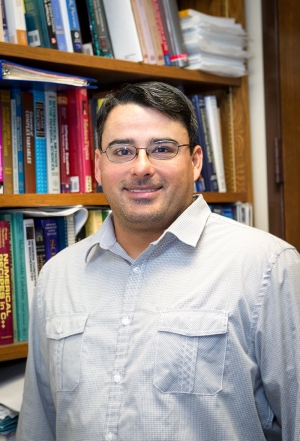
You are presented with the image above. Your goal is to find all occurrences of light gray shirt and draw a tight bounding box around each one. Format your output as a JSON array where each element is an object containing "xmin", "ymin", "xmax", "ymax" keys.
[{"xmin": 17, "ymin": 196, "xmax": 300, "ymax": 441}]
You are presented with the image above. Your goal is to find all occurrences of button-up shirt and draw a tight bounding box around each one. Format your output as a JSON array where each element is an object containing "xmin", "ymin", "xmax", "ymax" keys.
[{"xmin": 17, "ymin": 196, "xmax": 300, "ymax": 441}]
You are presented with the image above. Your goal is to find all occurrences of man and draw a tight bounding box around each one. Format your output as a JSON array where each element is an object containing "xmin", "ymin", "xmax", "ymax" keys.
[{"xmin": 17, "ymin": 82, "xmax": 300, "ymax": 441}]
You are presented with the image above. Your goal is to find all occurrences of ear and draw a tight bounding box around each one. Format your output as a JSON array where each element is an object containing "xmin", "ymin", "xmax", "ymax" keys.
[
  {"xmin": 95, "ymin": 149, "xmax": 102, "ymax": 185},
  {"xmin": 192, "ymin": 145, "xmax": 203, "ymax": 181}
]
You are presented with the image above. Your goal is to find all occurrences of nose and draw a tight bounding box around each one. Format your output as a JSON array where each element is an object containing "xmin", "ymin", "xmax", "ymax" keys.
[{"xmin": 130, "ymin": 148, "xmax": 155, "ymax": 178}]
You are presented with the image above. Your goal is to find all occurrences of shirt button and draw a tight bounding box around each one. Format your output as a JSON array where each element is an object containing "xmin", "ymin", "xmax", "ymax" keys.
[
  {"xmin": 56, "ymin": 326, "xmax": 62, "ymax": 334},
  {"xmin": 106, "ymin": 433, "xmax": 113, "ymax": 441},
  {"xmin": 113, "ymin": 374, "xmax": 121, "ymax": 383},
  {"xmin": 122, "ymin": 316, "xmax": 131, "ymax": 326},
  {"xmin": 133, "ymin": 266, "xmax": 140, "ymax": 273}
]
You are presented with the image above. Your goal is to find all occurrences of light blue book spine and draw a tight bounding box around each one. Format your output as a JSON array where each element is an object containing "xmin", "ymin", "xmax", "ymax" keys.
[
  {"xmin": 12, "ymin": 88, "xmax": 25, "ymax": 194},
  {"xmin": 31, "ymin": 90, "xmax": 48, "ymax": 193},
  {"xmin": 51, "ymin": 0, "xmax": 68, "ymax": 51}
]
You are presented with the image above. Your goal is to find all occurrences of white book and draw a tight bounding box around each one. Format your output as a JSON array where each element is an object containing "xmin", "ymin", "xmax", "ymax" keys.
[
  {"xmin": 10, "ymin": 98, "xmax": 19, "ymax": 194},
  {"xmin": 58, "ymin": 0, "xmax": 73, "ymax": 52},
  {"xmin": 45, "ymin": 91, "xmax": 60, "ymax": 194},
  {"xmin": 102, "ymin": 0, "xmax": 143, "ymax": 62},
  {"xmin": 0, "ymin": 3, "xmax": 4, "ymax": 42},
  {"xmin": 4, "ymin": 0, "xmax": 27, "ymax": 45},
  {"xmin": 23, "ymin": 218, "xmax": 38, "ymax": 312},
  {"xmin": 131, "ymin": 0, "xmax": 156, "ymax": 64},
  {"xmin": 204, "ymin": 95, "xmax": 227, "ymax": 192}
]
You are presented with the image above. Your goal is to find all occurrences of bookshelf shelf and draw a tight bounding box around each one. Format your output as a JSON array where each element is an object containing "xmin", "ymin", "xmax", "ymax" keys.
[{"xmin": 0, "ymin": 342, "xmax": 28, "ymax": 362}]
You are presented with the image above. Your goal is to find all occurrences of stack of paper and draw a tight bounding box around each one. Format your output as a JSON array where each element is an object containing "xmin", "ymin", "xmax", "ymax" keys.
[{"xmin": 179, "ymin": 9, "xmax": 250, "ymax": 77}]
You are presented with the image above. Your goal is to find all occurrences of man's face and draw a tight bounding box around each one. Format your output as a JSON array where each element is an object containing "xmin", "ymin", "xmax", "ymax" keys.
[{"xmin": 95, "ymin": 103, "xmax": 202, "ymax": 235}]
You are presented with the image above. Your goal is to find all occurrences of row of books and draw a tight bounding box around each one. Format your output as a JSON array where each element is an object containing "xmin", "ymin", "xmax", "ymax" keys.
[
  {"xmin": 0, "ymin": 86, "xmax": 105, "ymax": 195},
  {"xmin": 209, "ymin": 202, "xmax": 253, "ymax": 226},
  {"xmin": 0, "ymin": 0, "xmax": 188, "ymax": 68},
  {"xmin": 0, "ymin": 207, "xmax": 110, "ymax": 346}
]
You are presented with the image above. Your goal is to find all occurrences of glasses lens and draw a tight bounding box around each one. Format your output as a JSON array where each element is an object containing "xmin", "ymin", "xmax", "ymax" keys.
[
  {"xmin": 148, "ymin": 141, "xmax": 178, "ymax": 160},
  {"xmin": 107, "ymin": 145, "xmax": 136, "ymax": 162}
]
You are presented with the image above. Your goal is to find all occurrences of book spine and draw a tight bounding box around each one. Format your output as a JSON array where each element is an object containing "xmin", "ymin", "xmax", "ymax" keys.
[
  {"xmin": 64, "ymin": 0, "xmax": 83, "ymax": 53},
  {"xmin": 13, "ymin": 88, "xmax": 25, "ymax": 194},
  {"xmin": 102, "ymin": 0, "xmax": 143, "ymax": 62},
  {"xmin": 35, "ymin": 218, "xmax": 60, "ymax": 262},
  {"xmin": 66, "ymin": 214, "xmax": 76, "ymax": 246},
  {"xmin": 204, "ymin": 95, "xmax": 227, "ymax": 192},
  {"xmin": 57, "ymin": 93, "xmax": 70, "ymax": 193},
  {"xmin": 34, "ymin": 226, "xmax": 46, "ymax": 274},
  {"xmin": 0, "ymin": 91, "xmax": 3, "ymax": 194},
  {"xmin": 51, "ymin": 0, "xmax": 68, "ymax": 51},
  {"xmin": 10, "ymin": 93, "xmax": 19, "ymax": 194},
  {"xmin": 86, "ymin": 0, "xmax": 114, "ymax": 58},
  {"xmin": 1, "ymin": 0, "xmax": 9, "ymax": 42},
  {"xmin": 143, "ymin": 0, "xmax": 164, "ymax": 65},
  {"xmin": 1, "ymin": 89, "xmax": 13, "ymax": 194},
  {"xmin": 43, "ymin": 0, "xmax": 58, "ymax": 49},
  {"xmin": 11, "ymin": 213, "xmax": 29, "ymax": 341},
  {"xmin": 134, "ymin": 0, "xmax": 156, "ymax": 64},
  {"xmin": 0, "ymin": 0, "xmax": 4, "ymax": 42},
  {"xmin": 32, "ymin": 90, "xmax": 48, "ymax": 194},
  {"xmin": 3, "ymin": 0, "xmax": 28, "ymax": 45},
  {"xmin": 45, "ymin": 91, "xmax": 60, "ymax": 194},
  {"xmin": 56, "ymin": 216, "xmax": 68, "ymax": 251},
  {"xmin": 88, "ymin": 97, "xmax": 97, "ymax": 193},
  {"xmin": 150, "ymin": 0, "xmax": 171, "ymax": 65},
  {"xmin": 0, "ymin": 220, "xmax": 14, "ymax": 345},
  {"xmin": 23, "ymin": 218, "xmax": 38, "ymax": 310},
  {"xmin": 24, "ymin": 0, "xmax": 51, "ymax": 47},
  {"xmin": 22, "ymin": 91, "xmax": 36, "ymax": 194}
]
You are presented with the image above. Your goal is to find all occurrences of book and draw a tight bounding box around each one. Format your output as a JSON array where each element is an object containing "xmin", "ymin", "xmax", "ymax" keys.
[
  {"xmin": 45, "ymin": 91, "xmax": 60, "ymax": 194},
  {"xmin": 23, "ymin": 218, "xmax": 38, "ymax": 311},
  {"xmin": 57, "ymin": 93, "xmax": 70, "ymax": 193},
  {"xmin": 11, "ymin": 88, "xmax": 25, "ymax": 194},
  {"xmin": 130, "ymin": 0, "xmax": 149, "ymax": 64},
  {"xmin": 10, "ymin": 91, "xmax": 19, "ymax": 194},
  {"xmin": 131, "ymin": 0, "xmax": 156, "ymax": 64},
  {"xmin": 34, "ymin": 226, "xmax": 46, "ymax": 274},
  {"xmin": 1, "ymin": 0, "xmax": 9, "ymax": 43},
  {"xmin": 58, "ymin": 0, "xmax": 83, "ymax": 53},
  {"xmin": 1, "ymin": 89, "xmax": 13, "ymax": 194},
  {"xmin": 102, "ymin": 0, "xmax": 143, "ymax": 62},
  {"xmin": 0, "ymin": 220, "xmax": 13, "ymax": 345},
  {"xmin": 43, "ymin": 0, "xmax": 58, "ymax": 49},
  {"xmin": 157, "ymin": 0, "xmax": 188, "ymax": 67},
  {"xmin": 85, "ymin": 0, "xmax": 114, "ymax": 58},
  {"xmin": 24, "ymin": 0, "xmax": 51, "ymax": 47},
  {"xmin": 150, "ymin": 0, "xmax": 171, "ymax": 65},
  {"xmin": 85, "ymin": 209, "xmax": 104, "ymax": 236},
  {"xmin": 88, "ymin": 97, "xmax": 97, "ymax": 193},
  {"xmin": 0, "ymin": 91, "xmax": 2, "ymax": 194},
  {"xmin": 34, "ymin": 218, "xmax": 60, "ymax": 262},
  {"xmin": 56, "ymin": 216, "xmax": 67, "ymax": 250},
  {"xmin": 67, "ymin": 88, "xmax": 92, "ymax": 193},
  {"xmin": 32, "ymin": 90, "xmax": 47, "ymax": 194},
  {"xmin": 0, "ymin": 0, "xmax": 4, "ymax": 42},
  {"xmin": 143, "ymin": 0, "xmax": 164, "ymax": 65},
  {"xmin": 3, "ymin": 0, "xmax": 28, "ymax": 45},
  {"xmin": 0, "ymin": 214, "xmax": 18, "ymax": 342},
  {"xmin": 51, "ymin": 0, "xmax": 68, "ymax": 51},
  {"xmin": 22, "ymin": 91, "xmax": 36, "ymax": 194},
  {"xmin": 204, "ymin": 95, "xmax": 227, "ymax": 192}
]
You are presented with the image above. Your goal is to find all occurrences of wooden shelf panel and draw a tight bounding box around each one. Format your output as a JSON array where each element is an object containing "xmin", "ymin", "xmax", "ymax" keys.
[
  {"xmin": 0, "ymin": 192, "xmax": 247, "ymax": 208},
  {"xmin": 0, "ymin": 42, "xmax": 240, "ymax": 93},
  {"xmin": 0, "ymin": 342, "xmax": 28, "ymax": 362}
]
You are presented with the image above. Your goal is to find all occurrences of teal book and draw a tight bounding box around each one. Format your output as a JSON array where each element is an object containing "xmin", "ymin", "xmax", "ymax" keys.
[
  {"xmin": 24, "ymin": 0, "xmax": 51, "ymax": 48},
  {"xmin": 31, "ymin": 90, "xmax": 48, "ymax": 194}
]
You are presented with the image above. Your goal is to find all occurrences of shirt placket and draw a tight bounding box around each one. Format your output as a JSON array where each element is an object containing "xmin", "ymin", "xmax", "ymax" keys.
[{"xmin": 104, "ymin": 260, "xmax": 145, "ymax": 441}]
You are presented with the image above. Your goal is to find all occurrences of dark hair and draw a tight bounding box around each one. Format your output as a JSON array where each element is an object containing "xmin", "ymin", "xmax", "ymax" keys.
[{"xmin": 96, "ymin": 82, "xmax": 198, "ymax": 154}]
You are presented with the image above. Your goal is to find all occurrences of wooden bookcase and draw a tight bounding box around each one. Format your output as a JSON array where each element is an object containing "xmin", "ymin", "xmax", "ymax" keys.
[{"xmin": 0, "ymin": 0, "xmax": 252, "ymax": 362}]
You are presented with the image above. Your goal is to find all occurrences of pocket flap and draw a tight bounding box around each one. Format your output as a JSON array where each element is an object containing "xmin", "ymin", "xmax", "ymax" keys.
[
  {"xmin": 158, "ymin": 309, "xmax": 228, "ymax": 337},
  {"xmin": 46, "ymin": 314, "xmax": 89, "ymax": 340}
]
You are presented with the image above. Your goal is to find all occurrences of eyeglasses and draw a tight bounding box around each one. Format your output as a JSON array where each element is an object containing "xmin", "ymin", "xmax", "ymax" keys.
[{"xmin": 101, "ymin": 140, "xmax": 190, "ymax": 163}]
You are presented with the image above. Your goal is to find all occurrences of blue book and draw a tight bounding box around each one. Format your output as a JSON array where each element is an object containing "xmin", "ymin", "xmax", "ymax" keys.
[
  {"xmin": 51, "ymin": 0, "xmax": 68, "ymax": 51},
  {"xmin": 65, "ymin": 0, "xmax": 83, "ymax": 52},
  {"xmin": 11, "ymin": 88, "xmax": 25, "ymax": 194},
  {"xmin": 31, "ymin": 90, "xmax": 48, "ymax": 194},
  {"xmin": 34, "ymin": 218, "xmax": 60, "ymax": 262},
  {"xmin": 56, "ymin": 216, "xmax": 68, "ymax": 251},
  {"xmin": 24, "ymin": 0, "xmax": 51, "ymax": 48}
]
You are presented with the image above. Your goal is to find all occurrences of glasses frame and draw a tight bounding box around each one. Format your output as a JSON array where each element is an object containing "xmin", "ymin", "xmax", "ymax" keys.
[{"xmin": 101, "ymin": 141, "xmax": 190, "ymax": 163}]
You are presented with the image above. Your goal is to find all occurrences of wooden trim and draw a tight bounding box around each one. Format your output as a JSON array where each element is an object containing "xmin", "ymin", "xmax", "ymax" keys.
[{"xmin": 0, "ymin": 342, "xmax": 28, "ymax": 362}]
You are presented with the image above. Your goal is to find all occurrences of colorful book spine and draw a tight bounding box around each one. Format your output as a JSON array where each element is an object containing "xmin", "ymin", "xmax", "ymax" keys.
[
  {"xmin": 34, "ymin": 218, "xmax": 60, "ymax": 262},
  {"xmin": 45, "ymin": 91, "xmax": 60, "ymax": 194},
  {"xmin": 22, "ymin": 91, "xmax": 36, "ymax": 194},
  {"xmin": 144, "ymin": 0, "xmax": 164, "ymax": 65},
  {"xmin": 1, "ymin": 89, "xmax": 13, "ymax": 194},
  {"xmin": 67, "ymin": 88, "xmax": 92, "ymax": 193},
  {"xmin": 88, "ymin": 97, "xmax": 97, "ymax": 193},
  {"xmin": 0, "ymin": 92, "xmax": 3, "ymax": 194},
  {"xmin": 43, "ymin": 0, "xmax": 58, "ymax": 49},
  {"xmin": 3, "ymin": 0, "xmax": 28, "ymax": 45},
  {"xmin": 11, "ymin": 88, "xmax": 25, "ymax": 194},
  {"xmin": 34, "ymin": 226, "xmax": 46, "ymax": 274},
  {"xmin": 86, "ymin": 0, "xmax": 114, "ymax": 58},
  {"xmin": 1, "ymin": 0, "xmax": 9, "ymax": 42},
  {"xmin": 32, "ymin": 90, "xmax": 47, "ymax": 194},
  {"xmin": 23, "ymin": 218, "xmax": 38, "ymax": 311},
  {"xmin": 57, "ymin": 93, "xmax": 70, "ymax": 193},
  {"xmin": 85, "ymin": 209, "xmax": 103, "ymax": 236},
  {"xmin": 0, "ymin": 214, "xmax": 18, "ymax": 342},
  {"xmin": 24, "ymin": 0, "xmax": 51, "ymax": 47},
  {"xmin": 10, "ymin": 92, "xmax": 19, "ymax": 194},
  {"xmin": 10, "ymin": 212, "xmax": 28, "ymax": 341},
  {"xmin": 51, "ymin": 0, "xmax": 68, "ymax": 51},
  {"xmin": 59, "ymin": 0, "xmax": 83, "ymax": 53},
  {"xmin": 151, "ymin": 0, "xmax": 171, "ymax": 65},
  {"xmin": 0, "ymin": 220, "xmax": 13, "ymax": 345}
]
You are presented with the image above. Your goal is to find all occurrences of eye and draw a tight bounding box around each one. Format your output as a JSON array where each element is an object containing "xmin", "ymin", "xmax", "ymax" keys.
[
  {"xmin": 110, "ymin": 145, "xmax": 135, "ymax": 156},
  {"xmin": 151, "ymin": 142, "xmax": 177, "ymax": 154}
]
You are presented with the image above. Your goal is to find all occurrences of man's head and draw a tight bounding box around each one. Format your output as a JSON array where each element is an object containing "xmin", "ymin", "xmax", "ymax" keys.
[
  {"xmin": 97, "ymin": 82, "xmax": 199, "ymax": 154},
  {"xmin": 95, "ymin": 82, "xmax": 202, "ymax": 251}
]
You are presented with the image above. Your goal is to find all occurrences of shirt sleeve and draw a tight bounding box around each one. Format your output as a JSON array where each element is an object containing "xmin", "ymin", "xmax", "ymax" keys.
[
  {"xmin": 16, "ymin": 268, "xmax": 56, "ymax": 441},
  {"xmin": 254, "ymin": 247, "xmax": 300, "ymax": 440}
]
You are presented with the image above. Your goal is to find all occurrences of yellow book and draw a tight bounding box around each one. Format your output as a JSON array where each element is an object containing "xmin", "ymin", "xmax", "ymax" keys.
[{"xmin": 85, "ymin": 210, "xmax": 104, "ymax": 237}]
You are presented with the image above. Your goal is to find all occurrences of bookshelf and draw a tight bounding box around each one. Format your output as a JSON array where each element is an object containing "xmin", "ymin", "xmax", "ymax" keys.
[{"xmin": 0, "ymin": 0, "xmax": 252, "ymax": 362}]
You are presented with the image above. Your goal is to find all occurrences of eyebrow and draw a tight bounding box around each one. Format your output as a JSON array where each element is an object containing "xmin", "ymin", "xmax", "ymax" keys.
[{"xmin": 107, "ymin": 137, "xmax": 179, "ymax": 147}]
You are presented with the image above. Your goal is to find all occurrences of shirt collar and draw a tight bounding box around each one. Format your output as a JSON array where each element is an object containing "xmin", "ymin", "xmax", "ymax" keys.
[{"xmin": 85, "ymin": 195, "xmax": 211, "ymax": 262}]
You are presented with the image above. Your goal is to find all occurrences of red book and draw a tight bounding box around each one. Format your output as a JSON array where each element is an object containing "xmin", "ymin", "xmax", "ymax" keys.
[
  {"xmin": 67, "ymin": 88, "xmax": 92, "ymax": 193},
  {"xmin": 22, "ymin": 91, "xmax": 36, "ymax": 193},
  {"xmin": 57, "ymin": 93, "xmax": 71, "ymax": 193},
  {"xmin": 0, "ymin": 220, "xmax": 13, "ymax": 345}
]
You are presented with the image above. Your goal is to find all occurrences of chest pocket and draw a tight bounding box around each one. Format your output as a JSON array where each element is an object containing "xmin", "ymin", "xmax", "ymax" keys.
[
  {"xmin": 46, "ymin": 313, "xmax": 89, "ymax": 392},
  {"xmin": 153, "ymin": 309, "xmax": 228, "ymax": 395}
]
